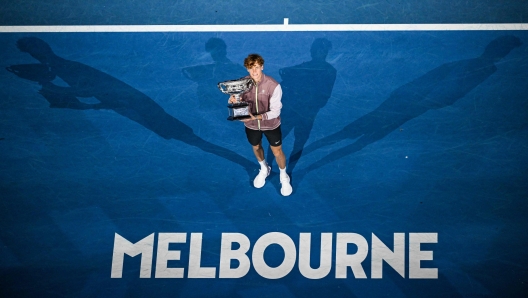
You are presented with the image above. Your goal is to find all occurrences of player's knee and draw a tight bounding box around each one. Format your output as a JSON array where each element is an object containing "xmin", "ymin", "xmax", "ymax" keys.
[{"xmin": 271, "ymin": 146, "xmax": 284, "ymax": 157}]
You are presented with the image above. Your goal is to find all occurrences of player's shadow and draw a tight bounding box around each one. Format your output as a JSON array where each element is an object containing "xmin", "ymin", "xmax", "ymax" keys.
[
  {"xmin": 265, "ymin": 38, "xmax": 337, "ymax": 173},
  {"xmin": 298, "ymin": 35, "xmax": 522, "ymax": 180},
  {"xmin": 182, "ymin": 37, "xmax": 247, "ymax": 114},
  {"xmin": 7, "ymin": 37, "xmax": 255, "ymax": 177}
]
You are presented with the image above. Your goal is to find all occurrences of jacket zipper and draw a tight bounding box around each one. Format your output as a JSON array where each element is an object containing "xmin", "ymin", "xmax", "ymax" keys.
[{"xmin": 255, "ymin": 83, "xmax": 260, "ymax": 130}]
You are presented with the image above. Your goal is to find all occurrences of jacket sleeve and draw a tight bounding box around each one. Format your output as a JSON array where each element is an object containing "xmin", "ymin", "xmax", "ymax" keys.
[{"xmin": 263, "ymin": 84, "xmax": 282, "ymax": 120}]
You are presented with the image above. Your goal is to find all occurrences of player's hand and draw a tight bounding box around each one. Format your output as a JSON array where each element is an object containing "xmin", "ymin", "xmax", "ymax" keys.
[
  {"xmin": 240, "ymin": 112, "xmax": 258, "ymax": 122},
  {"xmin": 228, "ymin": 95, "xmax": 237, "ymax": 104}
]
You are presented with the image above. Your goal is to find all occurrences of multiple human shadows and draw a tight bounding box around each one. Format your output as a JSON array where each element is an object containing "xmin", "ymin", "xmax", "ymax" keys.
[
  {"xmin": 7, "ymin": 37, "xmax": 255, "ymax": 176},
  {"xmin": 5, "ymin": 34, "xmax": 523, "ymax": 298},
  {"xmin": 8, "ymin": 35, "xmax": 522, "ymax": 191},
  {"xmin": 297, "ymin": 35, "xmax": 522, "ymax": 177},
  {"xmin": 184, "ymin": 37, "xmax": 338, "ymax": 181}
]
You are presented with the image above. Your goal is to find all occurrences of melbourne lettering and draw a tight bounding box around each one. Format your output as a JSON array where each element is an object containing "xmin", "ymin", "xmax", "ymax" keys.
[{"xmin": 111, "ymin": 232, "xmax": 438, "ymax": 279}]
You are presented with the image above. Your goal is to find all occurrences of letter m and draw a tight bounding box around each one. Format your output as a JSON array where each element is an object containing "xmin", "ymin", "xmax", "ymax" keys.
[{"xmin": 111, "ymin": 233, "xmax": 155, "ymax": 278}]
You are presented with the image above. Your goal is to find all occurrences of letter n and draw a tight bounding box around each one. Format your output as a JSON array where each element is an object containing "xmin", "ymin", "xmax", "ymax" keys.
[
  {"xmin": 371, "ymin": 233, "xmax": 405, "ymax": 278},
  {"xmin": 111, "ymin": 233, "xmax": 155, "ymax": 278}
]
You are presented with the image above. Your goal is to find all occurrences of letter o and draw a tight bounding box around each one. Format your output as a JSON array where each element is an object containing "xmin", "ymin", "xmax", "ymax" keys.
[{"xmin": 252, "ymin": 232, "xmax": 296, "ymax": 279}]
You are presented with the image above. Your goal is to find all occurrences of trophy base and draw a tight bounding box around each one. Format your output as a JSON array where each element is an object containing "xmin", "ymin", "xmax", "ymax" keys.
[
  {"xmin": 227, "ymin": 102, "xmax": 251, "ymax": 121},
  {"xmin": 227, "ymin": 115, "xmax": 252, "ymax": 121}
]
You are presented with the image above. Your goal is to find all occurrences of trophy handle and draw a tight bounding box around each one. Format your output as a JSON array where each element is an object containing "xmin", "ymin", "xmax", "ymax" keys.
[{"xmin": 217, "ymin": 82, "xmax": 228, "ymax": 93}]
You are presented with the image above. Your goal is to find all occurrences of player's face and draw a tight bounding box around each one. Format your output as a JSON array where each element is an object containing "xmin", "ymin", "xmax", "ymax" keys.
[{"xmin": 247, "ymin": 64, "xmax": 263, "ymax": 82}]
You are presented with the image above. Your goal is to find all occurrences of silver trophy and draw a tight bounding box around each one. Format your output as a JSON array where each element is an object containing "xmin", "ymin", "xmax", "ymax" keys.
[{"xmin": 218, "ymin": 77, "xmax": 254, "ymax": 121}]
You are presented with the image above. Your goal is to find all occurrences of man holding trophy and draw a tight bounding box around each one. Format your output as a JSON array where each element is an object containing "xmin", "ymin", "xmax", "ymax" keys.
[{"xmin": 222, "ymin": 54, "xmax": 292, "ymax": 196}]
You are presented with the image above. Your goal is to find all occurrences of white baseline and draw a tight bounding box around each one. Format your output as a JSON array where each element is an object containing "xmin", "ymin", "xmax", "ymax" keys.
[{"xmin": 1, "ymin": 23, "xmax": 527, "ymax": 33}]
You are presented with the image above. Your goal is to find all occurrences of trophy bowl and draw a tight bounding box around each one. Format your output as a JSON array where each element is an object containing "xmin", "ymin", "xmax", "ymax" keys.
[
  {"xmin": 218, "ymin": 77, "xmax": 254, "ymax": 121},
  {"xmin": 6, "ymin": 63, "xmax": 56, "ymax": 83}
]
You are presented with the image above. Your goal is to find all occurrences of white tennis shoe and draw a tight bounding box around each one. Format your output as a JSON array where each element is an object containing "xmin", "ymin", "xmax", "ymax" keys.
[
  {"xmin": 253, "ymin": 165, "xmax": 271, "ymax": 188},
  {"xmin": 280, "ymin": 174, "xmax": 293, "ymax": 196}
]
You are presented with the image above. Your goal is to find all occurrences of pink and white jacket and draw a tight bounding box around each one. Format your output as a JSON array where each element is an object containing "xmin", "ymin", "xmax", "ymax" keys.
[{"xmin": 241, "ymin": 73, "xmax": 283, "ymax": 131}]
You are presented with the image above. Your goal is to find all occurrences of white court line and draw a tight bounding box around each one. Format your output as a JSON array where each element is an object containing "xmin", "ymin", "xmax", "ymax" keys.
[{"xmin": 0, "ymin": 23, "xmax": 527, "ymax": 33}]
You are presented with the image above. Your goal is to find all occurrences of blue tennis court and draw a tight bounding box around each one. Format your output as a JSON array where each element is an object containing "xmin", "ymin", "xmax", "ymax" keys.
[{"xmin": 1, "ymin": 1, "xmax": 528, "ymax": 297}]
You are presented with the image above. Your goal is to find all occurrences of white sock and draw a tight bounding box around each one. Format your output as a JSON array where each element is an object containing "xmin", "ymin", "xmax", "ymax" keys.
[
  {"xmin": 279, "ymin": 167, "xmax": 288, "ymax": 178},
  {"xmin": 259, "ymin": 160, "xmax": 268, "ymax": 171}
]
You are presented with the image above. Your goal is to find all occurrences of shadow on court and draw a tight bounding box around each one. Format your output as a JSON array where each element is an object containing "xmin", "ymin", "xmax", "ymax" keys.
[
  {"xmin": 7, "ymin": 37, "xmax": 255, "ymax": 178},
  {"xmin": 295, "ymin": 35, "xmax": 522, "ymax": 183}
]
